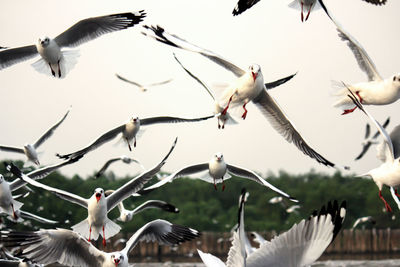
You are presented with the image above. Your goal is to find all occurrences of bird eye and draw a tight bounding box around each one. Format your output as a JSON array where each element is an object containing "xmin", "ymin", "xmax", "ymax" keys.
[{"xmin": 111, "ymin": 255, "xmax": 115, "ymax": 258}]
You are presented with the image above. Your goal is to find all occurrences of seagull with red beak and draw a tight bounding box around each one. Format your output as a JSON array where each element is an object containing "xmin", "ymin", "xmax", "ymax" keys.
[
  {"xmin": 142, "ymin": 25, "xmax": 348, "ymax": 170},
  {"xmin": 6, "ymin": 138, "xmax": 178, "ymax": 247}
]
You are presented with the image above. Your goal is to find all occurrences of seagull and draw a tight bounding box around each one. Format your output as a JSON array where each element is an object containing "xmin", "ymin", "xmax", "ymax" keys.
[
  {"xmin": 115, "ymin": 73, "xmax": 172, "ymax": 92},
  {"xmin": 0, "ymin": 156, "xmax": 82, "ymax": 220},
  {"xmin": 198, "ymin": 188, "xmax": 346, "ymax": 267},
  {"xmin": 318, "ymin": 0, "xmax": 400, "ymax": 115},
  {"xmin": 114, "ymin": 197, "xmax": 179, "ymax": 223},
  {"xmin": 355, "ymin": 117, "xmax": 390, "ymax": 160},
  {"xmin": 6, "ymin": 138, "xmax": 177, "ymax": 246},
  {"xmin": 56, "ymin": 114, "xmax": 214, "ymax": 159},
  {"xmin": 0, "ymin": 12, "xmax": 146, "ymax": 78},
  {"xmin": 352, "ymin": 216, "xmax": 376, "ymax": 229},
  {"xmin": 347, "ymin": 89, "xmax": 400, "ymax": 212},
  {"xmin": 286, "ymin": 204, "xmax": 301, "ymax": 214},
  {"xmin": 173, "ymin": 53, "xmax": 238, "ymax": 129},
  {"xmin": 142, "ymin": 25, "xmax": 345, "ymax": 170},
  {"xmin": 139, "ymin": 152, "xmax": 298, "ymax": 202},
  {"xmin": 0, "ymin": 219, "xmax": 200, "ymax": 267},
  {"xmin": 232, "ymin": 0, "xmax": 321, "ymax": 22},
  {"xmin": 0, "ymin": 107, "xmax": 70, "ymax": 166},
  {"xmin": 94, "ymin": 156, "xmax": 144, "ymax": 179}
]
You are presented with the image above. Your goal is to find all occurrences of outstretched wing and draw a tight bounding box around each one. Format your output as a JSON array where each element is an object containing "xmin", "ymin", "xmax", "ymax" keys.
[
  {"xmin": 1, "ymin": 229, "xmax": 105, "ymax": 267},
  {"xmin": 232, "ymin": 0, "xmax": 261, "ymax": 16},
  {"xmin": 122, "ymin": 219, "xmax": 200, "ymax": 254},
  {"xmin": 55, "ymin": 11, "xmax": 146, "ymax": 48},
  {"xmin": 318, "ymin": 0, "xmax": 382, "ymax": 81},
  {"xmin": 0, "ymin": 145, "xmax": 24, "ymax": 154},
  {"xmin": 94, "ymin": 158, "xmax": 121, "ymax": 178},
  {"xmin": 264, "ymin": 73, "xmax": 297, "ymax": 90},
  {"xmin": 115, "ymin": 73, "xmax": 142, "ymax": 87},
  {"xmin": 142, "ymin": 25, "xmax": 245, "ymax": 77},
  {"xmin": 0, "ymin": 45, "xmax": 38, "ymax": 70},
  {"xmin": 34, "ymin": 107, "xmax": 71, "ymax": 148},
  {"xmin": 140, "ymin": 115, "xmax": 215, "ymax": 126},
  {"xmin": 131, "ymin": 200, "xmax": 179, "ymax": 216}
]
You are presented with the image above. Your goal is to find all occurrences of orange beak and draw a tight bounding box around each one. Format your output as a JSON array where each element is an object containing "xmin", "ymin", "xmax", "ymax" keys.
[
  {"xmin": 95, "ymin": 193, "xmax": 101, "ymax": 203},
  {"xmin": 252, "ymin": 72, "xmax": 257, "ymax": 81},
  {"xmin": 114, "ymin": 259, "xmax": 120, "ymax": 267}
]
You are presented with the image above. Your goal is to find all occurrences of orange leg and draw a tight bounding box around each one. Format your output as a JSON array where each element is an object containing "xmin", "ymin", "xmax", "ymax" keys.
[
  {"xmin": 222, "ymin": 95, "xmax": 234, "ymax": 116},
  {"xmin": 395, "ymin": 188, "xmax": 400, "ymax": 198},
  {"xmin": 213, "ymin": 178, "xmax": 217, "ymax": 191},
  {"xmin": 379, "ymin": 190, "xmax": 392, "ymax": 213},
  {"xmin": 49, "ymin": 63, "xmax": 55, "ymax": 77},
  {"xmin": 102, "ymin": 226, "xmax": 106, "ymax": 247},
  {"xmin": 301, "ymin": 2, "xmax": 304, "ymax": 22},
  {"xmin": 88, "ymin": 226, "xmax": 92, "ymax": 242},
  {"xmin": 11, "ymin": 204, "xmax": 17, "ymax": 220},
  {"xmin": 241, "ymin": 102, "xmax": 248, "ymax": 120},
  {"xmin": 305, "ymin": 5, "xmax": 312, "ymax": 21}
]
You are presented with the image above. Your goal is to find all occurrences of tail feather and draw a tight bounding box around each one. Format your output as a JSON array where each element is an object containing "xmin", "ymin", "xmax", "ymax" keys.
[
  {"xmin": 31, "ymin": 50, "xmax": 80, "ymax": 79},
  {"xmin": 101, "ymin": 218, "xmax": 121, "ymax": 239},
  {"xmin": 71, "ymin": 219, "xmax": 90, "ymax": 239}
]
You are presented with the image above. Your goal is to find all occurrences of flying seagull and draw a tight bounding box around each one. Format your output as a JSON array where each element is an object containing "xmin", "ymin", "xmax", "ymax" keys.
[
  {"xmin": 6, "ymin": 138, "xmax": 177, "ymax": 246},
  {"xmin": 115, "ymin": 73, "xmax": 172, "ymax": 92},
  {"xmin": 140, "ymin": 152, "xmax": 298, "ymax": 202},
  {"xmin": 57, "ymin": 114, "xmax": 214, "ymax": 159},
  {"xmin": 318, "ymin": 0, "xmax": 400, "ymax": 114},
  {"xmin": 347, "ymin": 88, "xmax": 400, "ymax": 212},
  {"xmin": 355, "ymin": 117, "xmax": 390, "ymax": 160},
  {"xmin": 142, "ymin": 25, "xmax": 347, "ymax": 170},
  {"xmin": 0, "ymin": 107, "xmax": 70, "ymax": 166},
  {"xmin": 0, "ymin": 219, "xmax": 200, "ymax": 267},
  {"xmin": 352, "ymin": 216, "xmax": 376, "ymax": 229},
  {"xmin": 95, "ymin": 156, "xmax": 144, "ymax": 179},
  {"xmin": 0, "ymin": 156, "xmax": 82, "ymax": 220},
  {"xmin": 0, "ymin": 11, "xmax": 146, "ymax": 78},
  {"xmin": 198, "ymin": 188, "xmax": 346, "ymax": 267}
]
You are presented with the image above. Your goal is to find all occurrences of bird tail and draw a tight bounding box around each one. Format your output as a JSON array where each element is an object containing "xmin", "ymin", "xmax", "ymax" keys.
[
  {"xmin": 31, "ymin": 49, "xmax": 80, "ymax": 79},
  {"xmin": 101, "ymin": 217, "xmax": 121, "ymax": 239},
  {"xmin": 71, "ymin": 219, "xmax": 91, "ymax": 239}
]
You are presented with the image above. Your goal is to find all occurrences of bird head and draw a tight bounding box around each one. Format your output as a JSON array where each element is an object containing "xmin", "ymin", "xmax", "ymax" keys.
[
  {"xmin": 110, "ymin": 253, "xmax": 124, "ymax": 267},
  {"xmin": 248, "ymin": 64, "xmax": 261, "ymax": 82},
  {"xmin": 38, "ymin": 37, "xmax": 50, "ymax": 47},
  {"xmin": 0, "ymin": 174, "xmax": 4, "ymax": 184},
  {"xmin": 94, "ymin": 188, "xmax": 104, "ymax": 203},
  {"xmin": 131, "ymin": 117, "xmax": 139, "ymax": 123},
  {"xmin": 214, "ymin": 152, "xmax": 224, "ymax": 161},
  {"xmin": 392, "ymin": 74, "xmax": 400, "ymax": 87}
]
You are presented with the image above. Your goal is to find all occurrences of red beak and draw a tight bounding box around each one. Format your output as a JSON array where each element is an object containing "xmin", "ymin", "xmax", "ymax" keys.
[
  {"xmin": 95, "ymin": 193, "xmax": 101, "ymax": 203},
  {"xmin": 114, "ymin": 259, "xmax": 120, "ymax": 267},
  {"xmin": 252, "ymin": 72, "xmax": 257, "ymax": 81}
]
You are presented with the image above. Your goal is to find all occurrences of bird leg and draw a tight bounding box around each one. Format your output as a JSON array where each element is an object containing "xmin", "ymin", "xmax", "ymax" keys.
[
  {"xmin": 241, "ymin": 102, "xmax": 248, "ymax": 120},
  {"xmin": 301, "ymin": 2, "xmax": 304, "ymax": 22},
  {"xmin": 102, "ymin": 226, "xmax": 106, "ymax": 247},
  {"xmin": 395, "ymin": 188, "xmax": 400, "ymax": 198},
  {"xmin": 379, "ymin": 190, "xmax": 392, "ymax": 213},
  {"xmin": 57, "ymin": 60, "xmax": 61, "ymax": 78},
  {"xmin": 221, "ymin": 177, "xmax": 225, "ymax": 191},
  {"xmin": 342, "ymin": 91, "xmax": 363, "ymax": 115},
  {"xmin": 222, "ymin": 95, "xmax": 234, "ymax": 116},
  {"xmin": 134, "ymin": 137, "xmax": 137, "ymax": 148},
  {"xmin": 88, "ymin": 226, "xmax": 92, "ymax": 242},
  {"xmin": 213, "ymin": 178, "xmax": 217, "ymax": 191},
  {"xmin": 49, "ymin": 63, "xmax": 55, "ymax": 77},
  {"xmin": 305, "ymin": 4, "xmax": 312, "ymax": 21},
  {"xmin": 11, "ymin": 203, "xmax": 17, "ymax": 220},
  {"xmin": 127, "ymin": 138, "xmax": 132, "ymax": 151}
]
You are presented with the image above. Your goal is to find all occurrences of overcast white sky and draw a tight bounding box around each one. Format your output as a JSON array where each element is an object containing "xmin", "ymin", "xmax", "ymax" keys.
[{"xmin": 0, "ymin": 0, "xmax": 399, "ymax": 180}]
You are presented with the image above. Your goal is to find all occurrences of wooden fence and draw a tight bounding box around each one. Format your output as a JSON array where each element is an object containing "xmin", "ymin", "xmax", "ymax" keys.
[{"xmin": 107, "ymin": 229, "xmax": 400, "ymax": 262}]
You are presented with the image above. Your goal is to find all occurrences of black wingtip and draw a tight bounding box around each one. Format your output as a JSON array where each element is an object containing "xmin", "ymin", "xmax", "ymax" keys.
[
  {"xmin": 5, "ymin": 163, "xmax": 23, "ymax": 178},
  {"xmin": 56, "ymin": 153, "xmax": 69, "ymax": 160},
  {"xmin": 110, "ymin": 11, "xmax": 147, "ymax": 28}
]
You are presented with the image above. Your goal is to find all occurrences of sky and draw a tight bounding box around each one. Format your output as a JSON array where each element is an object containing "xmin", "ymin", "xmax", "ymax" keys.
[{"xmin": 0, "ymin": 0, "xmax": 399, "ymax": 180}]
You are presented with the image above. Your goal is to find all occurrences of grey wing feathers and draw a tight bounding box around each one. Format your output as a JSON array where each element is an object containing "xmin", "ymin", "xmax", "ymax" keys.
[
  {"xmin": 123, "ymin": 219, "xmax": 200, "ymax": 254},
  {"xmin": 390, "ymin": 125, "xmax": 400, "ymax": 159},
  {"xmin": 253, "ymin": 89, "xmax": 337, "ymax": 168},
  {"xmin": 57, "ymin": 124, "xmax": 125, "ymax": 159},
  {"xmin": 140, "ymin": 115, "xmax": 215, "ymax": 126},
  {"xmin": 365, "ymin": 123, "xmax": 371, "ymax": 139},
  {"xmin": 362, "ymin": 0, "xmax": 387, "ymax": 5},
  {"xmin": 142, "ymin": 25, "xmax": 245, "ymax": 77},
  {"xmin": 264, "ymin": 73, "xmax": 297, "ymax": 90},
  {"xmin": 0, "ymin": 145, "xmax": 24, "ymax": 154},
  {"xmin": 18, "ymin": 210, "xmax": 58, "ymax": 224},
  {"xmin": 232, "ymin": 0, "xmax": 261, "ymax": 16},
  {"xmin": 0, "ymin": 45, "xmax": 38, "ymax": 70},
  {"xmin": 146, "ymin": 79, "xmax": 173, "ymax": 87},
  {"xmin": 372, "ymin": 117, "xmax": 390, "ymax": 139},
  {"xmin": 9, "ymin": 155, "xmax": 83, "ymax": 191},
  {"xmin": 54, "ymin": 11, "xmax": 146, "ymax": 48},
  {"xmin": 132, "ymin": 200, "xmax": 179, "ymax": 215},
  {"xmin": 355, "ymin": 142, "xmax": 372, "ymax": 160},
  {"xmin": 95, "ymin": 158, "xmax": 121, "ymax": 178},
  {"xmin": 1, "ymin": 229, "xmax": 105, "ymax": 267},
  {"xmin": 34, "ymin": 108, "xmax": 71, "ymax": 149},
  {"xmin": 115, "ymin": 73, "xmax": 143, "ymax": 87},
  {"xmin": 106, "ymin": 137, "xmax": 177, "ymax": 211}
]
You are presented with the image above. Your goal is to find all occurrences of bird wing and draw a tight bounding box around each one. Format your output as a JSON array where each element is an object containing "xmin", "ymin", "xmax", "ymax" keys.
[
  {"xmin": 0, "ymin": 260, "xmax": 20, "ymax": 267},
  {"xmin": 18, "ymin": 210, "xmax": 58, "ymax": 224},
  {"xmin": 54, "ymin": 11, "xmax": 146, "ymax": 48},
  {"xmin": 232, "ymin": 0, "xmax": 261, "ymax": 16},
  {"xmin": 57, "ymin": 124, "xmax": 125, "ymax": 159},
  {"xmin": 140, "ymin": 115, "xmax": 215, "ymax": 126},
  {"xmin": 1, "ymin": 229, "xmax": 105, "ymax": 267},
  {"xmin": 106, "ymin": 138, "xmax": 177, "ymax": 212},
  {"xmin": 365, "ymin": 123, "xmax": 371, "ymax": 139},
  {"xmin": 95, "ymin": 158, "xmax": 121, "ymax": 178},
  {"xmin": 253, "ymin": 89, "xmax": 339, "ymax": 168},
  {"xmin": 173, "ymin": 53, "xmax": 215, "ymax": 100},
  {"xmin": 138, "ymin": 163, "xmax": 209, "ymax": 193},
  {"xmin": 318, "ymin": 0, "xmax": 382, "ymax": 81},
  {"xmin": 251, "ymin": 232, "xmax": 267, "ymax": 245},
  {"xmin": 146, "ymin": 78, "xmax": 173, "ymax": 87},
  {"xmin": 142, "ymin": 25, "xmax": 245, "ymax": 77},
  {"xmin": 372, "ymin": 117, "xmax": 390, "ymax": 139},
  {"xmin": 34, "ymin": 107, "xmax": 71, "ymax": 149},
  {"xmin": 131, "ymin": 200, "xmax": 179, "ymax": 216},
  {"xmin": 115, "ymin": 73, "xmax": 143, "ymax": 87},
  {"xmin": 389, "ymin": 125, "xmax": 400, "ymax": 159},
  {"xmin": 9, "ymin": 155, "xmax": 83, "ymax": 191},
  {"xmin": 197, "ymin": 249, "xmax": 226, "ymax": 267},
  {"xmin": 0, "ymin": 45, "xmax": 38, "ymax": 70},
  {"xmin": 347, "ymin": 88, "xmax": 394, "ymax": 162},
  {"xmin": 264, "ymin": 72, "xmax": 297, "ymax": 90},
  {"xmin": 7, "ymin": 163, "xmax": 88, "ymax": 208},
  {"xmin": 122, "ymin": 219, "xmax": 200, "ymax": 255},
  {"xmin": 226, "ymin": 164, "xmax": 298, "ymax": 202},
  {"xmin": 247, "ymin": 200, "xmax": 346, "ymax": 267},
  {"xmin": 355, "ymin": 142, "xmax": 372, "ymax": 161},
  {"xmin": 362, "ymin": 0, "xmax": 387, "ymax": 5},
  {"xmin": 0, "ymin": 145, "xmax": 24, "ymax": 154}
]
